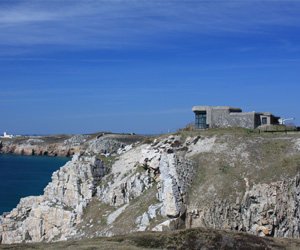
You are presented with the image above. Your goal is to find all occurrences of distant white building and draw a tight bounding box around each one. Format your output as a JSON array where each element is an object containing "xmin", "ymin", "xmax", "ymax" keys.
[{"xmin": 2, "ymin": 132, "xmax": 13, "ymax": 138}]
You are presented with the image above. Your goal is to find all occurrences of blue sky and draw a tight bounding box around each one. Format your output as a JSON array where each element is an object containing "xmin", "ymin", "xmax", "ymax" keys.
[{"xmin": 1, "ymin": 0, "xmax": 300, "ymax": 135}]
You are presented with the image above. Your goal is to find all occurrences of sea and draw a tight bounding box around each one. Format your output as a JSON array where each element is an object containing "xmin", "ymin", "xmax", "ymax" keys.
[{"xmin": 0, "ymin": 154, "xmax": 70, "ymax": 215}]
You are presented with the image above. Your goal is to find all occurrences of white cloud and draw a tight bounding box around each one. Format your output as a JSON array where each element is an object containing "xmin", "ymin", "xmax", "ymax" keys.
[{"xmin": 0, "ymin": 1, "xmax": 299, "ymax": 54}]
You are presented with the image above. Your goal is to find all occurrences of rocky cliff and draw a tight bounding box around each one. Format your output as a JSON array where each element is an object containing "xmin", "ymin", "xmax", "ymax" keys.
[
  {"xmin": 0, "ymin": 133, "xmax": 144, "ymax": 157},
  {"xmin": 0, "ymin": 155, "xmax": 109, "ymax": 243},
  {"xmin": 187, "ymin": 173, "xmax": 300, "ymax": 238},
  {"xmin": 1, "ymin": 129, "xmax": 300, "ymax": 244}
]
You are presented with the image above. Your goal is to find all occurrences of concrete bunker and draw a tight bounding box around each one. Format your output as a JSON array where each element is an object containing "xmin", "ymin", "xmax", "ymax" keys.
[{"xmin": 192, "ymin": 106, "xmax": 280, "ymax": 129}]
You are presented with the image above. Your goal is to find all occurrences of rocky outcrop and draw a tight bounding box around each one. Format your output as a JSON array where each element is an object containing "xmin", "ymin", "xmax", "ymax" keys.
[
  {"xmin": 134, "ymin": 152, "xmax": 197, "ymax": 232},
  {"xmin": 187, "ymin": 173, "xmax": 300, "ymax": 238},
  {"xmin": 86, "ymin": 137, "xmax": 126, "ymax": 155},
  {"xmin": 0, "ymin": 134, "xmax": 198, "ymax": 243},
  {"xmin": 62, "ymin": 135, "xmax": 90, "ymax": 147},
  {"xmin": 157, "ymin": 154, "xmax": 197, "ymax": 218},
  {"xmin": 0, "ymin": 133, "xmax": 143, "ymax": 157},
  {"xmin": 1, "ymin": 131, "xmax": 300, "ymax": 244},
  {"xmin": 0, "ymin": 137, "xmax": 82, "ymax": 157},
  {"xmin": 0, "ymin": 154, "xmax": 109, "ymax": 244}
]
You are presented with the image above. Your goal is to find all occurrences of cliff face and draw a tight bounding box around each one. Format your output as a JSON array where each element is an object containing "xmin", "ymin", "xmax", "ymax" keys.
[
  {"xmin": 183, "ymin": 133, "xmax": 300, "ymax": 238},
  {"xmin": 0, "ymin": 133, "xmax": 144, "ymax": 157},
  {"xmin": 0, "ymin": 155, "xmax": 108, "ymax": 243},
  {"xmin": 0, "ymin": 135, "xmax": 85, "ymax": 157},
  {"xmin": 0, "ymin": 134, "xmax": 197, "ymax": 243},
  {"xmin": 1, "ymin": 130, "xmax": 300, "ymax": 244},
  {"xmin": 187, "ymin": 174, "xmax": 300, "ymax": 238}
]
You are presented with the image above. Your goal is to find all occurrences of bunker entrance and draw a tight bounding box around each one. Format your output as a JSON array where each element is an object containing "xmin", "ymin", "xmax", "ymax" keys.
[{"xmin": 195, "ymin": 111, "xmax": 207, "ymax": 129}]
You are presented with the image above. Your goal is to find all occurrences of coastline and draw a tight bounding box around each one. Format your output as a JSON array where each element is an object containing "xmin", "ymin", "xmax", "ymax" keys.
[
  {"xmin": 0, "ymin": 154, "xmax": 70, "ymax": 215},
  {"xmin": 0, "ymin": 132, "xmax": 145, "ymax": 157}
]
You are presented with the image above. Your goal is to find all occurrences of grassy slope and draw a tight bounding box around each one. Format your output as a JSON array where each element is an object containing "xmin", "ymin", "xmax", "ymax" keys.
[
  {"xmin": 76, "ymin": 184, "xmax": 163, "ymax": 238},
  {"xmin": 1, "ymin": 227, "xmax": 300, "ymax": 250},
  {"xmin": 175, "ymin": 129, "xmax": 300, "ymax": 206}
]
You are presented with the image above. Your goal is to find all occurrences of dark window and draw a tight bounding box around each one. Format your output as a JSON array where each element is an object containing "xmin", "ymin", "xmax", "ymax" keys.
[
  {"xmin": 262, "ymin": 117, "xmax": 267, "ymax": 124},
  {"xmin": 195, "ymin": 112, "xmax": 207, "ymax": 129}
]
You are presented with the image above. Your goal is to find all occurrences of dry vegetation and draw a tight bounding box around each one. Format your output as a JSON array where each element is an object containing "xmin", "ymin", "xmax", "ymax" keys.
[
  {"xmin": 75, "ymin": 185, "xmax": 162, "ymax": 238},
  {"xmin": 174, "ymin": 128, "xmax": 300, "ymax": 205},
  {"xmin": 1, "ymin": 227, "xmax": 300, "ymax": 250}
]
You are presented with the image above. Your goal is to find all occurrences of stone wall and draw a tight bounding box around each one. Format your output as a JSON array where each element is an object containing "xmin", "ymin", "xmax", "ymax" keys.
[{"xmin": 210, "ymin": 109, "xmax": 256, "ymax": 129}]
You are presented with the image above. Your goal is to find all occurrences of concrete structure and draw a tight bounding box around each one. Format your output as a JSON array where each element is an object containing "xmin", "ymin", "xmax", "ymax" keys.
[{"xmin": 192, "ymin": 106, "xmax": 280, "ymax": 129}]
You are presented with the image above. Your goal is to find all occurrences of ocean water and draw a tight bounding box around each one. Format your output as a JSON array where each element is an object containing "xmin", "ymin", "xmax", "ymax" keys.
[{"xmin": 0, "ymin": 154, "xmax": 70, "ymax": 215}]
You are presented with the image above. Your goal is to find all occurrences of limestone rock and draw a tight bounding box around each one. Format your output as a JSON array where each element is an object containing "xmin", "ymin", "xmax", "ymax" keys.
[
  {"xmin": 62, "ymin": 135, "xmax": 90, "ymax": 147},
  {"xmin": 152, "ymin": 217, "xmax": 185, "ymax": 231},
  {"xmin": 86, "ymin": 137, "xmax": 125, "ymax": 155},
  {"xmin": 0, "ymin": 154, "xmax": 109, "ymax": 244},
  {"xmin": 0, "ymin": 133, "xmax": 140, "ymax": 157},
  {"xmin": 157, "ymin": 154, "xmax": 197, "ymax": 218},
  {"xmin": 187, "ymin": 172, "xmax": 300, "ymax": 238}
]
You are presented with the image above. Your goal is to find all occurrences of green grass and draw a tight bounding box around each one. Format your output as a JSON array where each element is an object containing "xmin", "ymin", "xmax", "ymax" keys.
[
  {"xmin": 258, "ymin": 124, "xmax": 297, "ymax": 132},
  {"xmin": 75, "ymin": 184, "xmax": 161, "ymax": 238},
  {"xmin": 111, "ymin": 185, "xmax": 161, "ymax": 234},
  {"xmin": 95, "ymin": 154, "xmax": 119, "ymax": 168},
  {"xmin": 174, "ymin": 126, "xmax": 299, "ymax": 141},
  {"xmin": 75, "ymin": 198, "xmax": 117, "ymax": 236},
  {"xmin": 175, "ymin": 126, "xmax": 255, "ymax": 138},
  {"xmin": 188, "ymin": 133, "xmax": 300, "ymax": 206},
  {"xmin": 189, "ymin": 152, "xmax": 246, "ymax": 205},
  {"xmin": 2, "ymin": 227, "xmax": 300, "ymax": 250}
]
